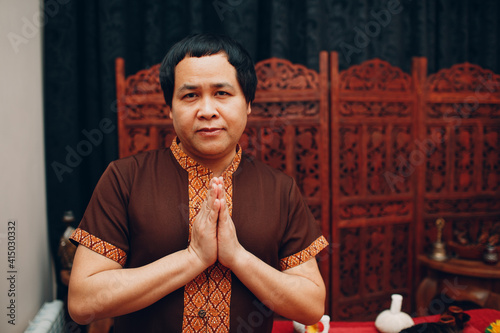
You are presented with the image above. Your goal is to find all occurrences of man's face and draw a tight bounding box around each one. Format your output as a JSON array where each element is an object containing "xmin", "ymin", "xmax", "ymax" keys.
[{"xmin": 170, "ymin": 52, "xmax": 251, "ymax": 167}]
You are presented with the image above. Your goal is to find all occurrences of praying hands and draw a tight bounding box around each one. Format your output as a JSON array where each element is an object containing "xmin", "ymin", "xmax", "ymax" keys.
[{"xmin": 189, "ymin": 177, "xmax": 244, "ymax": 270}]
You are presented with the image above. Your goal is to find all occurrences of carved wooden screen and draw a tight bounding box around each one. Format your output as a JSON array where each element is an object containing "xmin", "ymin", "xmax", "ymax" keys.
[
  {"xmin": 329, "ymin": 52, "xmax": 419, "ymax": 321},
  {"xmin": 115, "ymin": 55, "xmax": 331, "ymax": 308},
  {"xmin": 241, "ymin": 55, "xmax": 331, "ymax": 309},
  {"xmin": 417, "ymin": 63, "xmax": 500, "ymax": 275},
  {"xmin": 115, "ymin": 59, "xmax": 170, "ymax": 158}
]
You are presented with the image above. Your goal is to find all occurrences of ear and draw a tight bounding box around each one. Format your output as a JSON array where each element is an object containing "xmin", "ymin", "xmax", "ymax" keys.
[
  {"xmin": 246, "ymin": 102, "xmax": 251, "ymax": 115},
  {"xmin": 168, "ymin": 106, "xmax": 173, "ymax": 119}
]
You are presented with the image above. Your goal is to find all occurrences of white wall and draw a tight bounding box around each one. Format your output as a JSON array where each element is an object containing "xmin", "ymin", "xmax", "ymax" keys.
[{"xmin": 0, "ymin": 0, "xmax": 53, "ymax": 331}]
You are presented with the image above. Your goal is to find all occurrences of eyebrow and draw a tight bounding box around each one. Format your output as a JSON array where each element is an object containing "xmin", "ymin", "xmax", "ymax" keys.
[{"xmin": 177, "ymin": 82, "xmax": 235, "ymax": 93}]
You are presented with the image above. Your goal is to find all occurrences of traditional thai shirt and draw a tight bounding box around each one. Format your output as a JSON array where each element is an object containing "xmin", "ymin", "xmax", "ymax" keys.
[{"xmin": 71, "ymin": 138, "xmax": 328, "ymax": 332}]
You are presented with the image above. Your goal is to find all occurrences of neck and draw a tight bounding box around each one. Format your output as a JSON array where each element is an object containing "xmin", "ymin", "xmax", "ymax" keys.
[{"xmin": 178, "ymin": 142, "xmax": 237, "ymax": 177}]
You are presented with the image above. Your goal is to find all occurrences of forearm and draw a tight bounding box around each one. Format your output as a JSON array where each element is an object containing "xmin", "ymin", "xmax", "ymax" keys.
[
  {"xmin": 229, "ymin": 249, "xmax": 325, "ymax": 325},
  {"xmin": 68, "ymin": 246, "xmax": 206, "ymax": 324}
]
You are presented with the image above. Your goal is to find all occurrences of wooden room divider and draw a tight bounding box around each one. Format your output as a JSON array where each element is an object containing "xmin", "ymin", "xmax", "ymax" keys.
[
  {"xmin": 416, "ymin": 62, "xmax": 500, "ymax": 258},
  {"xmin": 116, "ymin": 52, "xmax": 500, "ymax": 321},
  {"xmin": 329, "ymin": 52, "xmax": 420, "ymax": 320}
]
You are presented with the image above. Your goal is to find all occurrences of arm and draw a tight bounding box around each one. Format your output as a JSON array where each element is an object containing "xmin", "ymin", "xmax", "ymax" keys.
[
  {"xmin": 225, "ymin": 248, "xmax": 326, "ymax": 325},
  {"xmin": 68, "ymin": 178, "xmax": 223, "ymax": 324},
  {"xmin": 214, "ymin": 177, "xmax": 326, "ymax": 324},
  {"xmin": 68, "ymin": 245, "xmax": 206, "ymax": 324}
]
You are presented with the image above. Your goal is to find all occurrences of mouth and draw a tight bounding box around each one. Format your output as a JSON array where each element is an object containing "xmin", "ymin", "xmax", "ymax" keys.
[
  {"xmin": 197, "ymin": 127, "xmax": 223, "ymax": 133},
  {"xmin": 196, "ymin": 127, "xmax": 224, "ymax": 136}
]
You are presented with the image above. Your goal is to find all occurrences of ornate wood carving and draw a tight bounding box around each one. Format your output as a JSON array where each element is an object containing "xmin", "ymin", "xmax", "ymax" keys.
[
  {"xmin": 252, "ymin": 102, "xmax": 320, "ymax": 117},
  {"xmin": 338, "ymin": 126, "xmax": 361, "ymax": 197},
  {"xmin": 295, "ymin": 126, "xmax": 321, "ymax": 199},
  {"xmin": 255, "ymin": 58, "xmax": 319, "ymax": 90},
  {"xmin": 340, "ymin": 101, "xmax": 412, "ymax": 118},
  {"xmin": 416, "ymin": 61, "xmax": 500, "ymax": 314},
  {"xmin": 339, "ymin": 60, "xmax": 413, "ymax": 93},
  {"xmin": 331, "ymin": 54, "xmax": 418, "ymax": 321},
  {"xmin": 420, "ymin": 65, "xmax": 500, "ymax": 208},
  {"xmin": 426, "ymin": 63, "xmax": 500, "ymax": 94},
  {"xmin": 125, "ymin": 64, "xmax": 162, "ymax": 95},
  {"xmin": 339, "ymin": 228, "xmax": 360, "ymax": 297},
  {"xmin": 483, "ymin": 126, "xmax": 500, "ymax": 191},
  {"xmin": 339, "ymin": 201, "xmax": 411, "ymax": 221},
  {"xmin": 126, "ymin": 128, "xmax": 151, "ymax": 156},
  {"xmin": 116, "ymin": 53, "xmax": 500, "ymax": 322},
  {"xmin": 391, "ymin": 223, "xmax": 410, "ymax": 289},
  {"xmin": 425, "ymin": 127, "xmax": 448, "ymax": 193}
]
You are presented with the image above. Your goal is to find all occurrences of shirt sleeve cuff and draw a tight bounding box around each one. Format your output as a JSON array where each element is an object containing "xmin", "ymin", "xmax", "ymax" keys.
[
  {"xmin": 70, "ymin": 227, "xmax": 128, "ymax": 266},
  {"xmin": 279, "ymin": 235, "xmax": 329, "ymax": 271}
]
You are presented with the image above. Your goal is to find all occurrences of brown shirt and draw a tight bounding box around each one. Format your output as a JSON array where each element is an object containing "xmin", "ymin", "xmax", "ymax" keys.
[{"xmin": 71, "ymin": 140, "xmax": 328, "ymax": 332}]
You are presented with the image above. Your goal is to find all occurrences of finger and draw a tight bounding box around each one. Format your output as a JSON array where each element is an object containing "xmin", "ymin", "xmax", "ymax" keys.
[
  {"xmin": 217, "ymin": 183, "xmax": 224, "ymax": 200},
  {"xmin": 218, "ymin": 197, "xmax": 229, "ymax": 223},
  {"xmin": 205, "ymin": 180, "xmax": 218, "ymax": 209},
  {"xmin": 211, "ymin": 199, "xmax": 221, "ymax": 222}
]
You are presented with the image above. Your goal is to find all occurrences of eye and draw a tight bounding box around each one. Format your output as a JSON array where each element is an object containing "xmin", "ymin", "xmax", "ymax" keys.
[
  {"xmin": 183, "ymin": 93, "xmax": 197, "ymax": 99},
  {"xmin": 215, "ymin": 91, "xmax": 230, "ymax": 97}
]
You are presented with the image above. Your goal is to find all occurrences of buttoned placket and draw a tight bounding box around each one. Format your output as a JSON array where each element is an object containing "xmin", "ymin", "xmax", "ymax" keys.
[{"xmin": 173, "ymin": 138, "xmax": 240, "ymax": 332}]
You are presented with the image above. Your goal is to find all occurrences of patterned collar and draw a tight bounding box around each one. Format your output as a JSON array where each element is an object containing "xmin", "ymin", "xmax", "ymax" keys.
[{"xmin": 170, "ymin": 137, "xmax": 242, "ymax": 176}]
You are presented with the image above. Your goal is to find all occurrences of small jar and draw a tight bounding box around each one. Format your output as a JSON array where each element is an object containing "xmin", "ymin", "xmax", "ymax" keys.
[
  {"xmin": 439, "ymin": 314, "xmax": 456, "ymax": 327},
  {"xmin": 483, "ymin": 244, "xmax": 499, "ymax": 265}
]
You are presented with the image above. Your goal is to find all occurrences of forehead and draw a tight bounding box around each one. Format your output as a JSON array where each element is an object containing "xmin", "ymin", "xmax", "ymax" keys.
[{"xmin": 174, "ymin": 53, "xmax": 238, "ymax": 86}]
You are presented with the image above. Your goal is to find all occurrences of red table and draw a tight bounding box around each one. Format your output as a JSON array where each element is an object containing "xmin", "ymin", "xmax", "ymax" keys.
[{"xmin": 272, "ymin": 309, "xmax": 500, "ymax": 333}]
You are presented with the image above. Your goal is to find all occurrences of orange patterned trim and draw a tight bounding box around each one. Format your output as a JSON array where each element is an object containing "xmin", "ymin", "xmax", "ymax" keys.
[
  {"xmin": 70, "ymin": 228, "xmax": 127, "ymax": 266},
  {"xmin": 280, "ymin": 236, "xmax": 329, "ymax": 271},
  {"xmin": 170, "ymin": 137, "xmax": 242, "ymax": 174},
  {"xmin": 171, "ymin": 137, "xmax": 241, "ymax": 333}
]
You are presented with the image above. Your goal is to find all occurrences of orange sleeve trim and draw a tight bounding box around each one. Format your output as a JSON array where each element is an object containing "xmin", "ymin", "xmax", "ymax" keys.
[
  {"xmin": 70, "ymin": 228, "xmax": 127, "ymax": 267},
  {"xmin": 280, "ymin": 236, "xmax": 329, "ymax": 271}
]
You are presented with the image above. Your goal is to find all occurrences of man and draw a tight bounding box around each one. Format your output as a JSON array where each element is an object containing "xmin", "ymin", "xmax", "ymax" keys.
[{"xmin": 68, "ymin": 33, "xmax": 328, "ymax": 332}]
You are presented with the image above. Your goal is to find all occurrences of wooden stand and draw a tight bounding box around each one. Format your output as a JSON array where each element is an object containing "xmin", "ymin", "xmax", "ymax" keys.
[{"xmin": 416, "ymin": 254, "xmax": 500, "ymax": 316}]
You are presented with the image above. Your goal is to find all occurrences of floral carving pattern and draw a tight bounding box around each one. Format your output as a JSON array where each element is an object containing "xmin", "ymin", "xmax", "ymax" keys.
[
  {"xmin": 339, "ymin": 126, "xmax": 361, "ymax": 196},
  {"xmin": 125, "ymin": 64, "xmax": 162, "ymax": 95},
  {"xmin": 261, "ymin": 127, "xmax": 287, "ymax": 172},
  {"xmin": 426, "ymin": 63, "xmax": 500, "ymax": 93},
  {"xmin": 239, "ymin": 128, "xmax": 258, "ymax": 159},
  {"xmin": 390, "ymin": 126, "xmax": 413, "ymax": 193},
  {"xmin": 295, "ymin": 127, "xmax": 320, "ymax": 199},
  {"xmin": 482, "ymin": 126, "xmax": 499, "ymax": 191},
  {"xmin": 339, "ymin": 201, "xmax": 411, "ymax": 220},
  {"xmin": 426, "ymin": 103, "xmax": 500, "ymax": 119},
  {"xmin": 339, "ymin": 59, "xmax": 413, "ymax": 92},
  {"xmin": 127, "ymin": 127, "xmax": 150, "ymax": 155},
  {"xmin": 453, "ymin": 127, "xmax": 475, "ymax": 192},
  {"xmin": 426, "ymin": 127, "xmax": 447, "ymax": 193},
  {"xmin": 390, "ymin": 224, "xmax": 409, "ymax": 289},
  {"xmin": 425, "ymin": 198, "xmax": 500, "ymax": 214},
  {"xmin": 339, "ymin": 228, "xmax": 360, "ymax": 297},
  {"xmin": 365, "ymin": 226, "xmax": 384, "ymax": 293},
  {"xmin": 252, "ymin": 102, "xmax": 319, "ymax": 117},
  {"xmin": 340, "ymin": 102, "xmax": 412, "ymax": 118},
  {"xmin": 126, "ymin": 104, "xmax": 169, "ymax": 119},
  {"xmin": 255, "ymin": 58, "xmax": 319, "ymax": 90},
  {"xmin": 366, "ymin": 126, "xmax": 386, "ymax": 195}
]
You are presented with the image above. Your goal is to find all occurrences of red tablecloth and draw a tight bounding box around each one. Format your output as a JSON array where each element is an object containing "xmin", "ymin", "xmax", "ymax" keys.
[{"xmin": 272, "ymin": 309, "xmax": 500, "ymax": 333}]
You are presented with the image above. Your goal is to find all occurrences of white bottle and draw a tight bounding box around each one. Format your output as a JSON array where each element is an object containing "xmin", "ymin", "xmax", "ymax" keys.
[{"xmin": 374, "ymin": 294, "xmax": 414, "ymax": 333}]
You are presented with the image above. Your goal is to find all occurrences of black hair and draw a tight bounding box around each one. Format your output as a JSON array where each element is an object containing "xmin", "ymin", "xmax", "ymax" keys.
[{"xmin": 159, "ymin": 33, "xmax": 257, "ymax": 107}]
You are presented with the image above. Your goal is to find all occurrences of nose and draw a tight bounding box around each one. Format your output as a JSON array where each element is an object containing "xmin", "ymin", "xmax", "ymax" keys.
[{"xmin": 197, "ymin": 96, "xmax": 219, "ymax": 119}]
